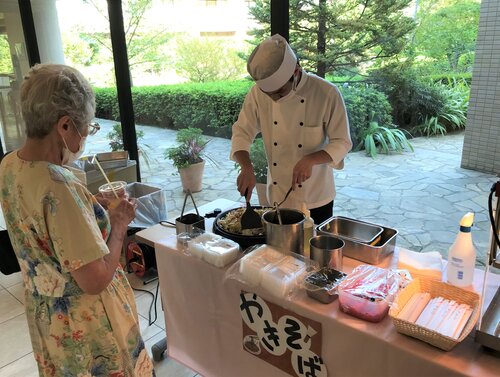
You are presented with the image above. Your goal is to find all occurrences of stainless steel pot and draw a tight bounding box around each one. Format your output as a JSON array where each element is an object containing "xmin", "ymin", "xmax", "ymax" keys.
[{"xmin": 262, "ymin": 209, "xmax": 305, "ymax": 255}]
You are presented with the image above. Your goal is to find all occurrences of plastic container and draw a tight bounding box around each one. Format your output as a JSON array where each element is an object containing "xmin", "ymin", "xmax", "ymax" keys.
[
  {"xmin": 338, "ymin": 288, "xmax": 390, "ymax": 322},
  {"xmin": 337, "ymin": 265, "xmax": 402, "ymax": 322},
  {"xmin": 260, "ymin": 255, "xmax": 306, "ymax": 298},
  {"xmin": 239, "ymin": 245, "xmax": 286, "ymax": 286},
  {"xmin": 187, "ymin": 232, "xmax": 240, "ymax": 267},
  {"xmin": 98, "ymin": 181, "xmax": 127, "ymax": 209},
  {"xmin": 304, "ymin": 267, "xmax": 347, "ymax": 304},
  {"xmin": 302, "ymin": 204, "xmax": 315, "ymax": 258},
  {"xmin": 446, "ymin": 212, "xmax": 476, "ymax": 287}
]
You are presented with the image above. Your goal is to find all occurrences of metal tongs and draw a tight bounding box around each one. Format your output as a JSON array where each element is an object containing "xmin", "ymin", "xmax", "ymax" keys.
[
  {"xmin": 179, "ymin": 189, "xmax": 200, "ymax": 221},
  {"xmin": 273, "ymin": 186, "xmax": 293, "ymax": 225}
]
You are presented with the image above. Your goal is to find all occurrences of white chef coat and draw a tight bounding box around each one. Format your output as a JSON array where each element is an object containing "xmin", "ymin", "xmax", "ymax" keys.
[{"xmin": 230, "ymin": 71, "xmax": 352, "ymax": 210}]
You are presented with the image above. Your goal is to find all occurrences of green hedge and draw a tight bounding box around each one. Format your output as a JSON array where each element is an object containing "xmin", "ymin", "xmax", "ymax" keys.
[
  {"xmin": 424, "ymin": 72, "xmax": 472, "ymax": 86},
  {"xmin": 94, "ymin": 80, "xmax": 392, "ymax": 148}
]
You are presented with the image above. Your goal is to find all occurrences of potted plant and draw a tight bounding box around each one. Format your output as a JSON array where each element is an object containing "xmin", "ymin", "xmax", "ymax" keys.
[
  {"xmin": 106, "ymin": 123, "xmax": 155, "ymax": 170},
  {"xmin": 164, "ymin": 127, "xmax": 209, "ymax": 193}
]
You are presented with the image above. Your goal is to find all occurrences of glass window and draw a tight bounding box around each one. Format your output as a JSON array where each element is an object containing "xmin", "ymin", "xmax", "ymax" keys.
[{"xmin": 0, "ymin": 0, "xmax": 30, "ymax": 153}]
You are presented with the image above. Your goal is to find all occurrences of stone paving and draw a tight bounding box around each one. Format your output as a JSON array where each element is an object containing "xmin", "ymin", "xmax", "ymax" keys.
[{"xmin": 86, "ymin": 119, "xmax": 499, "ymax": 267}]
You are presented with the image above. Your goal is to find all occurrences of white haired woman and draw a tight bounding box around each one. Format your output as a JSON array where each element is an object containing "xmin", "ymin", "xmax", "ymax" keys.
[{"xmin": 0, "ymin": 64, "xmax": 155, "ymax": 376}]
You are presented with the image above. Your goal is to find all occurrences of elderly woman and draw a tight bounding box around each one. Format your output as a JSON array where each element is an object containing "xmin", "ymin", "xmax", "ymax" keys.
[{"xmin": 0, "ymin": 64, "xmax": 155, "ymax": 376}]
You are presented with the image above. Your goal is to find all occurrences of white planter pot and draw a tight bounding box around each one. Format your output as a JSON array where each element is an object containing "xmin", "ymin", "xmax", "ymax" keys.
[
  {"xmin": 255, "ymin": 182, "xmax": 270, "ymax": 206},
  {"xmin": 179, "ymin": 160, "xmax": 205, "ymax": 193}
]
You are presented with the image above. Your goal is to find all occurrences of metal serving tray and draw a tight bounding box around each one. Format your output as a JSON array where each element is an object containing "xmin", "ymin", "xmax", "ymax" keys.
[
  {"xmin": 95, "ymin": 150, "xmax": 129, "ymax": 161},
  {"xmin": 323, "ymin": 216, "xmax": 383, "ymax": 244},
  {"xmin": 317, "ymin": 216, "xmax": 398, "ymax": 265}
]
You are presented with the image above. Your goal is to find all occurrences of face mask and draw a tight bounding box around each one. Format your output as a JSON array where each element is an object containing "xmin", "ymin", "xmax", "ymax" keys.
[
  {"xmin": 275, "ymin": 72, "xmax": 298, "ymax": 104},
  {"xmin": 62, "ymin": 131, "xmax": 86, "ymax": 165}
]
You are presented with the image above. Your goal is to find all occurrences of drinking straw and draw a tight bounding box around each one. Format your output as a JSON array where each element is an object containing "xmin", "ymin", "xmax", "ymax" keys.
[{"xmin": 92, "ymin": 155, "xmax": 119, "ymax": 199}]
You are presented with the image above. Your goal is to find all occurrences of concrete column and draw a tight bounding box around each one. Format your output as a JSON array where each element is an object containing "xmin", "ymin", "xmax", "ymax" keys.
[
  {"xmin": 30, "ymin": 0, "xmax": 65, "ymax": 64},
  {"xmin": 461, "ymin": 0, "xmax": 500, "ymax": 174}
]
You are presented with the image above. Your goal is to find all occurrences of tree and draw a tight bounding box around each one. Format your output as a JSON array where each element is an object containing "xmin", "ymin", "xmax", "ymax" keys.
[
  {"xmin": 0, "ymin": 36, "xmax": 13, "ymax": 74},
  {"xmin": 248, "ymin": 0, "xmax": 416, "ymax": 78},
  {"xmin": 80, "ymin": 0, "xmax": 173, "ymax": 81},
  {"xmin": 413, "ymin": 0, "xmax": 480, "ymax": 72},
  {"xmin": 175, "ymin": 37, "xmax": 246, "ymax": 83}
]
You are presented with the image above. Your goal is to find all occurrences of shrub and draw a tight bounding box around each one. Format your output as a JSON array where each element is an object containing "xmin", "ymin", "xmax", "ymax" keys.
[
  {"xmin": 413, "ymin": 82, "xmax": 469, "ymax": 136},
  {"xmin": 339, "ymin": 84, "xmax": 393, "ymax": 148},
  {"xmin": 358, "ymin": 117, "xmax": 413, "ymax": 158},
  {"xmin": 94, "ymin": 79, "xmax": 393, "ymax": 151},
  {"xmin": 369, "ymin": 65, "xmax": 447, "ymax": 129}
]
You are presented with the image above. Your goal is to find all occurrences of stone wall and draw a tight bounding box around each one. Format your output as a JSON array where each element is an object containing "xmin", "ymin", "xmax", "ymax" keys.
[{"xmin": 461, "ymin": 0, "xmax": 500, "ymax": 175}]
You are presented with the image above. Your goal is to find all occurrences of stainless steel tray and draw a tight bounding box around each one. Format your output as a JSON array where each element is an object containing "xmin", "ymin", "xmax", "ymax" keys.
[
  {"xmin": 317, "ymin": 216, "xmax": 398, "ymax": 265},
  {"xmin": 323, "ymin": 216, "xmax": 383, "ymax": 244}
]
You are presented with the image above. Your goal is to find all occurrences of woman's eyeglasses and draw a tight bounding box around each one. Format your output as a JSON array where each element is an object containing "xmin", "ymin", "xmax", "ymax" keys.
[{"xmin": 88, "ymin": 122, "xmax": 100, "ymax": 136}]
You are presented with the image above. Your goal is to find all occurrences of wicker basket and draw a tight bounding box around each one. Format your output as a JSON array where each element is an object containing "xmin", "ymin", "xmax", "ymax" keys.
[{"xmin": 388, "ymin": 278, "xmax": 480, "ymax": 351}]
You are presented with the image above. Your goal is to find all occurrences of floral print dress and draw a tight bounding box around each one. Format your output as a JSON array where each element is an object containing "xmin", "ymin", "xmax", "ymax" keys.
[{"xmin": 0, "ymin": 152, "xmax": 155, "ymax": 377}]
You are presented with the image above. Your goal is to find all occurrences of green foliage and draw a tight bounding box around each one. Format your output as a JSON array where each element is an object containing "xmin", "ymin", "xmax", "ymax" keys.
[
  {"xmin": 248, "ymin": 0, "xmax": 415, "ymax": 78},
  {"xmin": 340, "ymin": 85, "xmax": 393, "ymax": 148},
  {"xmin": 79, "ymin": 0, "xmax": 173, "ymax": 83},
  {"xmin": 94, "ymin": 80, "xmax": 392, "ymax": 151},
  {"xmin": 413, "ymin": 0, "xmax": 480, "ymax": 72},
  {"xmin": 369, "ymin": 64, "xmax": 447, "ymax": 129},
  {"xmin": 358, "ymin": 118, "xmax": 414, "ymax": 158},
  {"xmin": 0, "ymin": 36, "xmax": 13, "ymax": 73},
  {"xmin": 413, "ymin": 82, "xmax": 469, "ymax": 136},
  {"xmin": 95, "ymin": 81, "xmax": 253, "ymax": 138},
  {"xmin": 175, "ymin": 37, "xmax": 246, "ymax": 83},
  {"xmin": 164, "ymin": 127, "xmax": 209, "ymax": 169}
]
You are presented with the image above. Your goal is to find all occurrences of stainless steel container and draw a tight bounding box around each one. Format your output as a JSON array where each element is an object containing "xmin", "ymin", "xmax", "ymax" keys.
[
  {"xmin": 324, "ymin": 216, "xmax": 383, "ymax": 244},
  {"xmin": 262, "ymin": 209, "xmax": 305, "ymax": 255},
  {"xmin": 310, "ymin": 235, "xmax": 344, "ymax": 270},
  {"xmin": 317, "ymin": 216, "xmax": 398, "ymax": 264}
]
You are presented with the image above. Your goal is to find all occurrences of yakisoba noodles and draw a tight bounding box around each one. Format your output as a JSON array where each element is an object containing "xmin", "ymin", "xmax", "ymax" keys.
[{"xmin": 217, "ymin": 207, "xmax": 270, "ymax": 235}]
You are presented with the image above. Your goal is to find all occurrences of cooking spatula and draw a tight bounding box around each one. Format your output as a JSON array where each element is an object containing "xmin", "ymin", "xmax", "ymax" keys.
[{"xmin": 240, "ymin": 188, "xmax": 263, "ymax": 231}]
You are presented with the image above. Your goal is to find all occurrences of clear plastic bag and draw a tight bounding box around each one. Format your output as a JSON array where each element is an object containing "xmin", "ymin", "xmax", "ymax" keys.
[
  {"xmin": 337, "ymin": 265, "xmax": 408, "ymax": 322},
  {"xmin": 303, "ymin": 267, "xmax": 347, "ymax": 304},
  {"xmin": 224, "ymin": 244, "xmax": 318, "ymax": 301}
]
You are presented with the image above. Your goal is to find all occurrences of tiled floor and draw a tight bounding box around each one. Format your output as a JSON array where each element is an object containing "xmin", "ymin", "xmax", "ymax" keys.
[{"xmin": 0, "ymin": 271, "xmax": 199, "ymax": 376}]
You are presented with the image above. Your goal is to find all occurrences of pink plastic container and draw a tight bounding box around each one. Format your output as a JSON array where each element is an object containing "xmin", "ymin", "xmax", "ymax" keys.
[{"xmin": 338, "ymin": 287, "xmax": 389, "ymax": 322}]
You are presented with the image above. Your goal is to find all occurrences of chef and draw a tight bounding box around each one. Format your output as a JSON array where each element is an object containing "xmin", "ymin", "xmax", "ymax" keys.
[{"xmin": 231, "ymin": 34, "xmax": 352, "ymax": 224}]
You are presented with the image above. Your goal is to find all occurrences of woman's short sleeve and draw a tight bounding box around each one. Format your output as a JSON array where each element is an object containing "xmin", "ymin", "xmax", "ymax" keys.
[{"xmin": 44, "ymin": 168, "xmax": 110, "ymax": 272}]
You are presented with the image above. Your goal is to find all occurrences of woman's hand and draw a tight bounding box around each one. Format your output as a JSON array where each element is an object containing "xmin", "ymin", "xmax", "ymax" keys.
[
  {"xmin": 107, "ymin": 197, "xmax": 137, "ymax": 233},
  {"xmin": 94, "ymin": 192, "xmax": 111, "ymax": 209}
]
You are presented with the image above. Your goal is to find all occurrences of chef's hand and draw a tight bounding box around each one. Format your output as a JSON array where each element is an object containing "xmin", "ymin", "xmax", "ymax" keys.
[
  {"xmin": 292, "ymin": 155, "xmax": 314, "ymax": 190},
  {"xmin": 237, "ymin": 168, "xmax": 256, "ymax": 201}
]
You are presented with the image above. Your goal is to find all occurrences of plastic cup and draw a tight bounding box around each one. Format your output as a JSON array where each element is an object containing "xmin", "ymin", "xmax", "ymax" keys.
[
  {"xmin": 98, "ymin": 181, "xmax": 127, "ymax": 209},
  {"xmin": 310, "ymin": 235, "xmax": 344, "ymax": 270}
]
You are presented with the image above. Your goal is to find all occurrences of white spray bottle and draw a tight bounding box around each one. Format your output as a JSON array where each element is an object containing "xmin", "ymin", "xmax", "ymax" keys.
[{"xmin": 447, "ymin": 212, "xmax": 476, "ymax": 287}]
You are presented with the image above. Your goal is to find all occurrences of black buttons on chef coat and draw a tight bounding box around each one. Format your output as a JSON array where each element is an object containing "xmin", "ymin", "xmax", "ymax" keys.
[
  {"xmin": 298, "ymin": 144, "xmax": 302, "ymax": 148},
  {"xmin": 301, "ymin": 99, "xmax": 305, "ymax": 103},
  {"xmin": 273, "ymin": 162, "xmax": 277, "ymax": 166},
  {"xmin": 299, "ymin": 184, "xmax": 302, "ymax": 188},
  {"xmin": 300, "ymin": 122, "xmax": 304, "ymax": 126},
  {"xmin": 274, "ymin": 142, "xmax": 278, "ymax": 146},
  {"xmin": 274, "ymin": 121, "xmax": 278, "ymax": 125},
  {"xmin": 273, "ymin": 182, "xmax": 277, "ymax": 185}
]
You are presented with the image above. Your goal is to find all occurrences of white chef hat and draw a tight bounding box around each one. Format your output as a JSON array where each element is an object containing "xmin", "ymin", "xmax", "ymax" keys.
[{"xmin": 247, "ymin": 34, "xmax": 297, "ymax": 92}]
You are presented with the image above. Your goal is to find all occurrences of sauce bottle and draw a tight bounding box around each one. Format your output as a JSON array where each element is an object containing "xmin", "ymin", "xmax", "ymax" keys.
[{"xmin": 302, "ymin": 203, "xmax": 315, "ymax": 258}]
